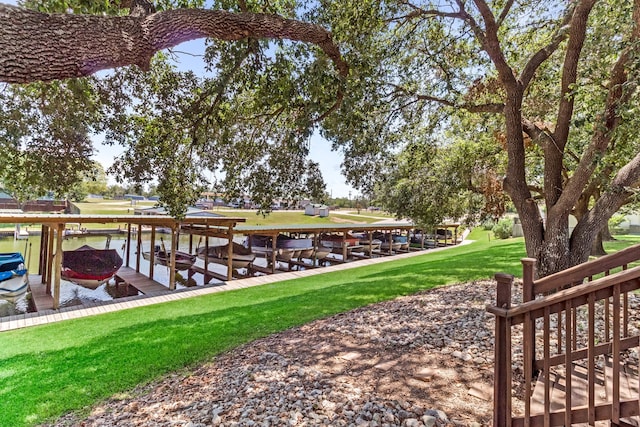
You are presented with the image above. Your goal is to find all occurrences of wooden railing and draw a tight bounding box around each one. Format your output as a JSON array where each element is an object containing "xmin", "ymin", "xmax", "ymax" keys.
[{"xmin": 488, "ymin": 244, "xmax": 640, "ymax": 426}]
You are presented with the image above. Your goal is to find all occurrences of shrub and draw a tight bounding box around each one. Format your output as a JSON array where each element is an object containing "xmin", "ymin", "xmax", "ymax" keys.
[
  {"xmin": 608, "ymin": 214, "xmax": 626, "ymax": 235},
  {"xmin": 492, "ymin": 217, "xmax": 514, "ymax": 239},
  {"xmin": 481, "ymin": 219, "xmax": 495, "ymax": 230}
]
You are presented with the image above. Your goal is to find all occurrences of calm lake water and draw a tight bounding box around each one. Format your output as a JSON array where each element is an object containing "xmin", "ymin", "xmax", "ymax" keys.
[{"xmin": 0, "ymin": 231, "xmax": 234, "ymax": 317}]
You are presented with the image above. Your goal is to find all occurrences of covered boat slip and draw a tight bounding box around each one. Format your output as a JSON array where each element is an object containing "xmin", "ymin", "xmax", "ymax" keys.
[
  {"xmin": 183, "ymin": 222, "xmax": 462, "ymax": 275},
  {"xmin": 0, "ymin": 214, "xmax": 246, "ymax": 310},
  {"xmin": 0, "ymin": 213, "xmax": 461, "ymax": 312}
]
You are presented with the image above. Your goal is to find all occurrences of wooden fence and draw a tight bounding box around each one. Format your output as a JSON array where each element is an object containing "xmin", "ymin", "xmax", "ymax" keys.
[{"xmin": 488, "ymin": 245, "xmax": 640, "ymax": 426}]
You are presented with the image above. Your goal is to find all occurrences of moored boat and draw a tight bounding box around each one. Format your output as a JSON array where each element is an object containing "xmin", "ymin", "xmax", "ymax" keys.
[
  {"xmin": 276, "ymin": 234, "xmax": 314, "ymax": 260},
  {"xmin": 142, "ymin": 246, "xmax": 196, "ymax": 271},
  {"xmin": 0, "ymin": 252, "xmax": 28, "ymax": 298},
  {"xmin": 319, "ymin": 233, "xmax": 361, "ymax": 249},
  {"xmin": 247, "ymin": 234, "xmax": 314, "ymax": 262},
  {"xmin": 197, "ymin": 242, "xmax": 256, "ymax": 270},
  {"xmin": 61, "ymin": 245, "xmax": 123, "ymax": 289},
  {"xmin": 380, "ymin": 240, "xmax": 402, "ymax": 252},
  {"xmin": 311, "ymin": 245, "xmax": 332, "ymax": 261},
  {"xmin": 393, "ymin": 235, "xmax": 410, "ymax": 251},
  {"xmin": 358, "ymin": 239, "xmax": 382, "ymax": 254}
]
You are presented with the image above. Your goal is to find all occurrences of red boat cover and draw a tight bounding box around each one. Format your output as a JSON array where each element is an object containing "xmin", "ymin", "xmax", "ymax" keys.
[{"xmin": 62, "ymin": 245, "xmax": 123, "ymax": 280}]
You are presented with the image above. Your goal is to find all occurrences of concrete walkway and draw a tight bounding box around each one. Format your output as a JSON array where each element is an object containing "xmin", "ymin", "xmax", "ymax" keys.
[{"xmin": 0, "ymin": 241, "xmax": 470, "ymax": 332}]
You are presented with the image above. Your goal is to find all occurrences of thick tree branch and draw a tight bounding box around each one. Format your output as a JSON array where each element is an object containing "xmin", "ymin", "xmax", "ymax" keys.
[
  {"xmin": 536, "ymin": 1, "xmax": 593, "ymax": 210},
  {"xmin": 519, "ymin": 3, "xmax": 575, "ymax": 89},
  {"xmin": 575, "ymin": 151, "xmax": 640, "ymax": 244},
  {"xmin": 496, "ymin": 0, "xmax": 514, "ymax": 27},
  {"xmin": 553, "ymin": 0, "xmax": 596, "ymax": 150},
  {"xmin": 470, "ymin": 0, "xmax": 517, "ymax": 89},
  {"xmin": 0, "ymin": 4, "xmax": 348, "ymax": 84},
  {"xmin": 521, "ymin": 118, "xmax": 555, "ymax": 149},
  {"xmin": 551, "ymin": 0, "xmax": 640, "ymax": 219}
]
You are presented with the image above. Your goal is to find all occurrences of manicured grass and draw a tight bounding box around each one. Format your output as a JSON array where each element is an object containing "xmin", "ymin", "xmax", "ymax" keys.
[
  {"xmin": 210, "ymin": 209, "xmax": 384, "ymax": 226},
  {"xmin": 74, "ymin": 201, "xmax": 386, "ymax": 226},
  {"xmin": 1, "ymin": 235, "xmax": 526, "ymax": 427}
]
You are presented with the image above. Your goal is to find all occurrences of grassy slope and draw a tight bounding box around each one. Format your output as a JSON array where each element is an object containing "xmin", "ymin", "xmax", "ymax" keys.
[{"xmin": 0, "ymin": 230, "xmax": 526, "ymax": 427}]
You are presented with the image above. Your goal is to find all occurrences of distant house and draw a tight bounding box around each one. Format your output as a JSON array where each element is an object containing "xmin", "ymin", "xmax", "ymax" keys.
[
  {"xmin": 0, "ymin": 189, "xmax": 67, "ymax": 212},
  {"xmin": 298, "ymin": 199, "xmax": 312, "ymax": 209},
  {"xmin": 305, "ymin": 203, "xmax": 330, "ymax": 217}
]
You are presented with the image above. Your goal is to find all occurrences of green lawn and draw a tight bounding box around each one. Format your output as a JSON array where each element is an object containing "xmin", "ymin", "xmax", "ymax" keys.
[
  {"xmin": 73, "ymin": 201, "xmax": 387, "ymax": 226},
  {"xmin": 1, "ymin": 230, "xmax": 639, "ymax": 426},
  {"xmin": 189, "ymin": 209, "xmax": 386, "ymax": 226},
  {"xmin": 0, "ymin": 230, "xmax": 523, "ymax": 427}
]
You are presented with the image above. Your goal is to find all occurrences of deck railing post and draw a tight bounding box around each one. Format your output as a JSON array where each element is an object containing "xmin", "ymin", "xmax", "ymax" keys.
[
  {"xmin": 522, "ymin": 257, "xmax": 538, "ymax": 376},
  {"xmin": 493, "ymin": 272, "xmax": 514, "ymax": 427}
]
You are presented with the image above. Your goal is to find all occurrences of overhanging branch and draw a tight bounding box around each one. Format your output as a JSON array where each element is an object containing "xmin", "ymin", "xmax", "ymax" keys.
[{"xmin": 0, "ymin": 4, "xmax": 348, "ymax": 84}]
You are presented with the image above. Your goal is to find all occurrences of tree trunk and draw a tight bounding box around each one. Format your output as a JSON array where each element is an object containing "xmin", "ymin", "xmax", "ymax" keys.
[
  {"xmin": 601, "ymin": 224, "xmax": 615, "ymax": 241},
  {"xmin": 590, "ymin": 229, "xmax": 607, "ymax": 256}
]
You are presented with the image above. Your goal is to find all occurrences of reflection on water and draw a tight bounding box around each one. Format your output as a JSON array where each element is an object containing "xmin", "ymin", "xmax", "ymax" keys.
[
  {"xmin": 0, "ymin": 292, "xmax": 30, "ymax": 317},
  {"xmin": 58, "ymin": 279, "xmax": 115, "ymax": 307}
]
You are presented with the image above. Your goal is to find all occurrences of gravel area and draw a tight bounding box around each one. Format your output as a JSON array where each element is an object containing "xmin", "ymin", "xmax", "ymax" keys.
[
  {"xmin": 46, "ymin": 280, "xmax": 504, "ymax": 427},
  {"xmin": 45, "ymin": 278, "xmax": 640, "ymax": 427}
]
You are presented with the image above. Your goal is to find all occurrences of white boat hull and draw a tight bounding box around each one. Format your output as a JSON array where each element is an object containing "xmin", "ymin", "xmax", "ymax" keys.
[
  {"xmin": 0, "ymin": 273, "xmax": 28, "ymax": 298},
  {"xmin": 61, "ymin": 274, "xmax": 111, "ymax": 290}
]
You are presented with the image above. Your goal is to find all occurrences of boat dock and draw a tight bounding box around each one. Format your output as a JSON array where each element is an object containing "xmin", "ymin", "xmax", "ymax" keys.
[
  {"xmin": 0, "ymin": 240, "xmax": 470, "ymax": 331},
  {"xmin": 0, "ymin": 212, "xmax": 464, "ymax": 319}
]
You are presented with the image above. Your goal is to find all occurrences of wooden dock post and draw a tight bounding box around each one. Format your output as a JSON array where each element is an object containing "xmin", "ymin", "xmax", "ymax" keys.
[
  {"xmin": 226, "ymin": 225, "xmax": 233, "ymax": 281},
  {"xmin": 169, "ymin": 227, "xmax": 177, "ymax": 290},
  {"xmin": 53, "ymin": 223, "xmax": 64, "ymax": 310},
  {"xmin": 149, "ymin": 226, "xmax": 156, "ymax": 279},
  {"xmin": 46, "ymin": 225, "xmax": 54, "ymax": 294}
]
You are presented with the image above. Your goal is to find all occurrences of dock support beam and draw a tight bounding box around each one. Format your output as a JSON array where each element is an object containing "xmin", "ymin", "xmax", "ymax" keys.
[
  {"xmin": 149, "ymin": 226, "xmax": 156, "ymax": 279},
  {"xmin": 169, "ymin": 227, "xmax": 177, "ymax": 290},
  {"xmin": 227, "ymin": 225, "xmax": 233, "ymax": 281},
  {"xmin": 53, "ymin": 223, "xmax": 63, "ymax": 310}
]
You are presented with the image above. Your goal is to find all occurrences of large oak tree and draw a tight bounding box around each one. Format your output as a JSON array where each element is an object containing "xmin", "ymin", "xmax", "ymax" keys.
[
  {"xmin": 318, "ymin": 0, "xmax": 640, "ymax": 277},
  {"xmin": 3, "ymin": 0, "xmax": 640, "ymax": 276}
]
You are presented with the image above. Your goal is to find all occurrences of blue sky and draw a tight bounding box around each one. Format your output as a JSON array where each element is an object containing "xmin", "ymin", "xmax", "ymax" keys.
[{"xmin": 4, "ymin": 0, "xmax": 356, "ymax": 198}]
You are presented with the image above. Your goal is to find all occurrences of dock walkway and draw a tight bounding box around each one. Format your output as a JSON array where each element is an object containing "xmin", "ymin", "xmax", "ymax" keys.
[
  {"xmin": 0, "ymin": 241, "xmax": 470, "ymax": 332},
  {"xmin": 115, "ymin": 266, "xmax": 169, "ymax": 295}
]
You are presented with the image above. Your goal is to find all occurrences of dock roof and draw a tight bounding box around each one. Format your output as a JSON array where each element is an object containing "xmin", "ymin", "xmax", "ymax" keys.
[{"xmin": 0, "ymin": 213, "xmax": 246, "ymax": 228}]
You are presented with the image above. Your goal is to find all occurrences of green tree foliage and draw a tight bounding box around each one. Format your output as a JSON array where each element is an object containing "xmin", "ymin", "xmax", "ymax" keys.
[
  {"xmin": 0, "ymin": 79, "xmax": 97, "ymax": 204},
  {"xmin": 66, "ymin": 161, "xmax": 110, "ymax": 201},
  {"xmin": 5, "ymin": 0, "xmax": 640, "ymax": 277},
  {"xmin": 89, "ymin": 1, "xmax": 339, "ymax": 217},
  {"xmin": 1, "ymin": 0, "xmax": 344, "ymax": 218},
  {"xmin": 375, "ymin": 114, "xmax": 508, "ymax": 229},
  {"xmin": 316, "ymin": 0, "xmax": 640, "ymax": 276},
  {"xmin": 304, "ymin": 160, "xmax": 328, "ymax": 203}
]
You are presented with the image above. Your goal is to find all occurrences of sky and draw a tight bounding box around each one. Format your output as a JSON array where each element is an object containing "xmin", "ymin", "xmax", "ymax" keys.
[{"xmin": 4, "ymin": 0, "xmax": 356, "ymax": 198}]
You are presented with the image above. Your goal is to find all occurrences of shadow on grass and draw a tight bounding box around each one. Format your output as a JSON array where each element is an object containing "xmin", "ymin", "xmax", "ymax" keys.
[{"xmin": 0, "ymin": 238, "xmax": 526, "ymax": 426}]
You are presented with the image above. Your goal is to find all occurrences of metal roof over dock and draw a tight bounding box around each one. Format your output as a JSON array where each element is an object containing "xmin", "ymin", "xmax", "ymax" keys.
[{"xmin": 0, "ymin": 213, "xmax": 246, "ymax": 228}]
